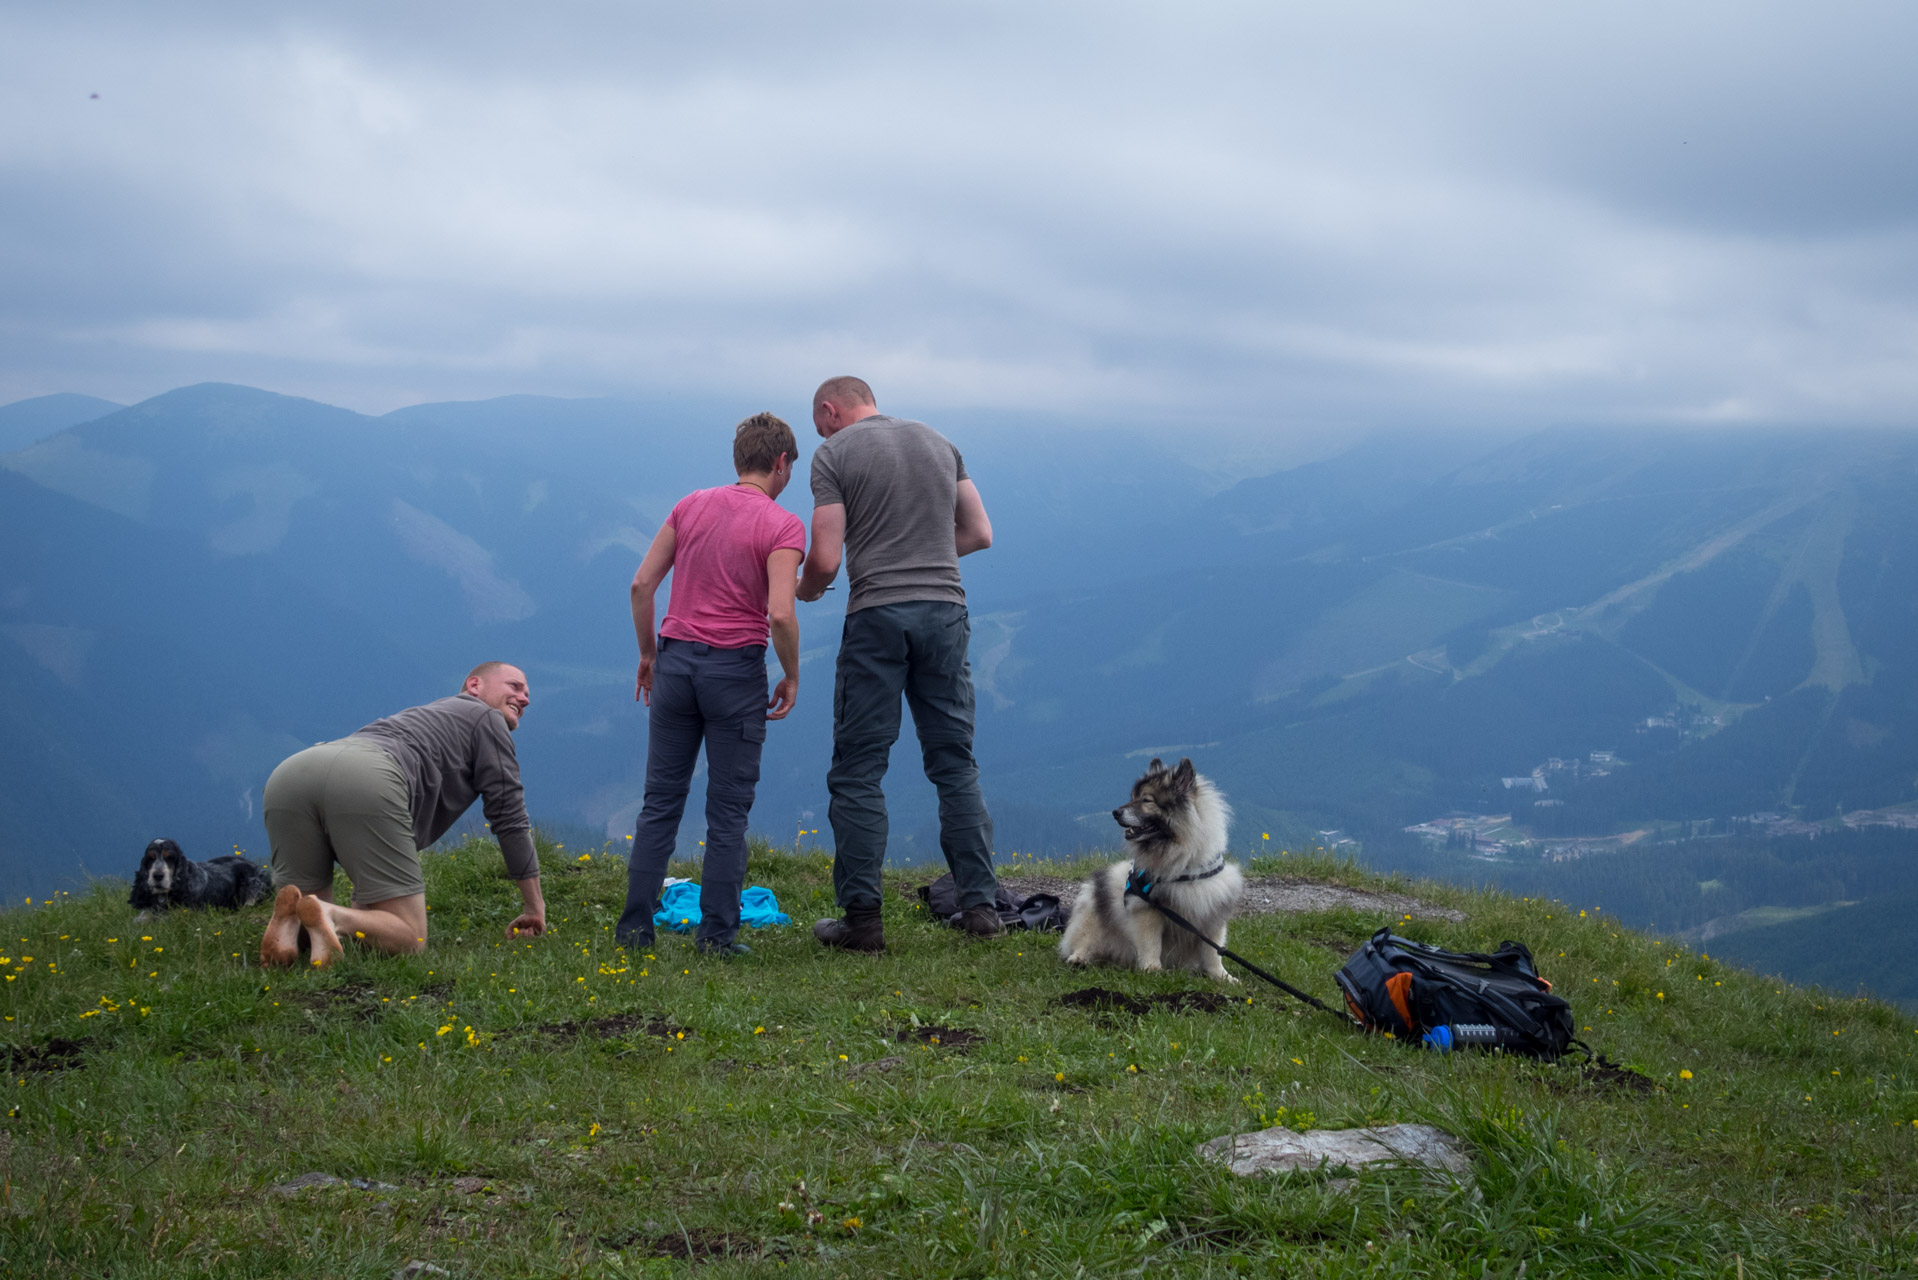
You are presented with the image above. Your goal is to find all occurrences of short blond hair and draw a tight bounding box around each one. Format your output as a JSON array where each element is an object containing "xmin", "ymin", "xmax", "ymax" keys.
[
  {"xmin": 463, "ymin": 660, "xmax": 510, "ymax": 687},
  {"xmin": 814, "ymin": 375, "xmax": 874, "ymax": 409}
]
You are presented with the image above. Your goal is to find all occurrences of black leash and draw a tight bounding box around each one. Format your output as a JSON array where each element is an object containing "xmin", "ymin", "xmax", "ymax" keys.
[{"xmin": 1124, "ymin": 871, "xmax": 1352, "ymax": 1022}]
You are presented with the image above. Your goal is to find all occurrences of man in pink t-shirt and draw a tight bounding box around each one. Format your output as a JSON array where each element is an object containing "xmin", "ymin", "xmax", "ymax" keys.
[{"xmin": 614, "ymin": 413, "xmax": 807, "ymax": 954}]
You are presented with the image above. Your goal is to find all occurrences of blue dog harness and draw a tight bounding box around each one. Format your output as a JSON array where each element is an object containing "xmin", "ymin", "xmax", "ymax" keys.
[{"xmin": 1123, "ymin": 860, "xmax": 1226, "ymax": 902}]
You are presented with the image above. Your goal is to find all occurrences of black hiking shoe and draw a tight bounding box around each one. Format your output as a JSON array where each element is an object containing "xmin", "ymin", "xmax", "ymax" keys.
[
  {"xmin": 955, "ymin": 903, "xmax": 1005, "ymax": 939},
  {"xmin": 695, "ymin": 939, "xmax": 752, "ymax": 958},
  {"xmin": 814, "ymin": 901, "xmax": 885, "ymax": 952}
]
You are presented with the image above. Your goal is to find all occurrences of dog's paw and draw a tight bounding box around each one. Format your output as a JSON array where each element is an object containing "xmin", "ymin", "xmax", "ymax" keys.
[
  {"xmin": 1064, "ymin": 952, "xmax": 1090, "ymax": 967},
  {"xmin": 1215, "ymin": 970, "xmax": 1241, "ymax": 984},
  {"xmin": 1138, "ymin": 960, "xmax": 1163, "ymax": 973}
]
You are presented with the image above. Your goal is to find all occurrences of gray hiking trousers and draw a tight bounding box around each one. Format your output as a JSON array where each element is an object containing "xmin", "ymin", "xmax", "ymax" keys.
[
  {"xmin": 617, "ymin": 638, "xmax": 769, "ymax": 948},
  {"xmin": 827, "ymin": 600, "xmax": 997, "ymax": 911}
]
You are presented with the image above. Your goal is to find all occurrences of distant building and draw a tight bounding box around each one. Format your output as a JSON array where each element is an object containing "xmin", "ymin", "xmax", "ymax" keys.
[
  {"xmin": 1589, "ymin": 750, "xmax": 1615, "ymax": 765},
  {"xmin": 1844, "ymin": 809, "xmax": 1918, "ymax": 831},
  {"xmin": 1502, "ymin": 776, "xmax": 1547, "ymax": 792},
  {"xmin": 1403, "ymin": 813, "xmax": 1514, "ymax": 847}
]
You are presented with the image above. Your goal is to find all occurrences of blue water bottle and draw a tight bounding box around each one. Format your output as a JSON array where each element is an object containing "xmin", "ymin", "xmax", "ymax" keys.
[{"xmin": 1422, "ymin": 1023, "xmax": 1506, "ymax": 1052}]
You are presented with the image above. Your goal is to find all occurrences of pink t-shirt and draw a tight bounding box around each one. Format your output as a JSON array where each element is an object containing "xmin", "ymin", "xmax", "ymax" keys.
[{"xmin": 658, "ymin": 484, "xmax": 807, "ymax": 650}]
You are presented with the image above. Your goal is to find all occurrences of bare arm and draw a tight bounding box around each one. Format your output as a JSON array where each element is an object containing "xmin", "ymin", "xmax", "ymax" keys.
[
  {"xmin": 507, "ymin": 875, "xmax": 547, "ymax": 938},
  {"xmin": 797, "ymin": 502, "xmax": 845, "ymax": 601},
  {"xmin": 765, "ymin": 546, "xmax": 802, "ymax": 719},
  {"xmin": 954, "ymin": 478, "xmax": 993, "ymax": 556},
  {"xmin": 630, "ymin": 524, "xmax": 677, "ymax": 705}
]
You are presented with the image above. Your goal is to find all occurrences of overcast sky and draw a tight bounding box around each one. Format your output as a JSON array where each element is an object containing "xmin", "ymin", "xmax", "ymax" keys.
[{"xmin": 3, "ymin": 1, "xmax": 1916, "ymax": 434}]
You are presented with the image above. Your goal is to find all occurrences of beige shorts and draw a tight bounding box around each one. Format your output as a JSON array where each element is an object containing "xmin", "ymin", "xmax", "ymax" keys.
[{"xmin": 263, "ymin": 739, "xmax": 424, "ymax": 905}]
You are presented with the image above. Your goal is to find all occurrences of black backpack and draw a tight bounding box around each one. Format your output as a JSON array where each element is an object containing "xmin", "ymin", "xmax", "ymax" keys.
[
  {"xmin": 1335, "ymin": 928, "xmax": 1580, "ymax": 1059},
  {"xmin": 916, "ymin": 873, "xmax": 1067, "ymax": 933}
]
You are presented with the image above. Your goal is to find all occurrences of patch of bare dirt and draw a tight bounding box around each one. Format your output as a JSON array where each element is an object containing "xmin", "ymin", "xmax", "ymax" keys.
[
  {"xmin": 4, "ymin": 1036, "xmax": 89, "ymax": 1074},
  {"xmin": 1055, "ymin": 987, "xmax": 1232, "ymax": 1017},
  {"xmin": 290, "ymin": 981, "xmax": 385, "ymax": 1021},
  {"xmin": 599, "ymin": 1227, "xmax": 773, "ymax": 1260},
  {"xmin": 894, "ymin": 1025, "xmax": 984, "ymax": 1052},
  {"xmin": 536, "ymin": 1015, "xmax": 693, "ymax": 1042},
  {"xmin": 998, "ymin": 874, "xmax": 1465, "ymax": 923},
  {"xmin": 1564, "ymin": 1058, "xmax": 1661, "ymax": 1094}
]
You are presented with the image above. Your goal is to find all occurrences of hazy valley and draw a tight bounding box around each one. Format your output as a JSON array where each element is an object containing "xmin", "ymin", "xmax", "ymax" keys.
[{"xmin": 3, "ymin": 385, "xmax": 1916, "ymax": 1001}]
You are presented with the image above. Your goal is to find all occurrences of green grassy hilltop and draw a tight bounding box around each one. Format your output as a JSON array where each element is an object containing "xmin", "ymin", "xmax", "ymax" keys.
[{"xmin": 4, "ymin": 838, "xmax": 1916, "ymax": 1278}]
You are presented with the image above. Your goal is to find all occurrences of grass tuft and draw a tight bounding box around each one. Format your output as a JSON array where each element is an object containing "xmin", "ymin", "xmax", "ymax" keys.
[{"xmin": 1, "ymin": 833, "xmax": 1914, "ymax": 1276}]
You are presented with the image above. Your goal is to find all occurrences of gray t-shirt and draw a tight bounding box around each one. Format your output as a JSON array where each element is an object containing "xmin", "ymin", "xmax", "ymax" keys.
[
  {"xmin": 810, "ymin": 414, "xmax": 969, "ymax": 613},
  {"xmin": 350, "ymin": 693, "xmax": 539, "ymax": 880}
]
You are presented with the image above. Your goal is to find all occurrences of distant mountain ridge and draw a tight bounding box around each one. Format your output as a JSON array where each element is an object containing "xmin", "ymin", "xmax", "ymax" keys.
[
  {"xmin": 0, "ymin": 392, "xmax": 122, "ymax": 453},
  {"xmin": 3, "ymin": 384, "xmax": 1916, "ymax": 1004}
]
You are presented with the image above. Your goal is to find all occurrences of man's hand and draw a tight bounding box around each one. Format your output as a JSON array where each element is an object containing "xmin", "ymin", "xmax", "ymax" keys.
[
  {"xmin": 509, "ymin": 877, "xmax": 547, "ymax": 939},
  {"xmin": 635, "ymin": 655, "xmax": 655, "ymax": 706},
  {"xmin": 768, "ymin": 675, "xmax": 799, "ymax": 720}
]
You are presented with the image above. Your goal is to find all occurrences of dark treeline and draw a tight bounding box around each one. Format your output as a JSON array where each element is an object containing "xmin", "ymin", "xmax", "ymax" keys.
[{"xmin": 1357, "ymin": 825, "xmax": 1918, "ymax": 936}]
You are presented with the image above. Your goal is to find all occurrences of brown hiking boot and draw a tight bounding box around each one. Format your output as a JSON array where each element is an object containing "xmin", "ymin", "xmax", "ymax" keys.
[
  {"xmin": 956, "ymin": 903, "xmax": 1005, "ymax": 939},
  {"xmin": 813, "ymin": 901, "xmax": 885, "ymax": 952}
]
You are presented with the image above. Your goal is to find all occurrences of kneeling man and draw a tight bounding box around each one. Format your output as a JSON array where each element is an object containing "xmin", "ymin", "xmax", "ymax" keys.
[{"xmin": 258, "ymin": 662, "xmax": 548, "ymax": 966}]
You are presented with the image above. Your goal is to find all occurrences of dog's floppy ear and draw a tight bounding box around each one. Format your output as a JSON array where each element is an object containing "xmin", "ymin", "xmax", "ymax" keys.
[{"xmin": 1171, "ymin": 757, "xmax": 1197, "ymax": 796}]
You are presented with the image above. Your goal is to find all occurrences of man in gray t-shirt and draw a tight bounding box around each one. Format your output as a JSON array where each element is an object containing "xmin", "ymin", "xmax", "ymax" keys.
[
  {"xmin": 259, "ymin": 662, "xmax": 549, "ymax": 967},
  {"xmin": 798, "ymin": 375, "xmax": 1000, "ymax": 950}
]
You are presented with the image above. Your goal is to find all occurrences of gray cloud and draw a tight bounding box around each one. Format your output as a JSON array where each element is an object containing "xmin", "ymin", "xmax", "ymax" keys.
[{"xmin": 2, "ymin": 1, "xmax": 1916, "ymax": 432}]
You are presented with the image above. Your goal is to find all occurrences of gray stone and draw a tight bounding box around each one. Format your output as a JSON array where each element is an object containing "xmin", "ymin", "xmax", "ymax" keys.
[
  {"xmin": 267, "ymin": 1171, "xmax": 404, "ymax": 1196},
  {"xmin": 393, "ymin": 1263, "xmax": 451, "ymax": 1279},
  {"xmin": 996, "ymin": 874, "xmax": 1466, "ymax": 923},
  {"xmin": 268, "ymin": 1172, "xmax": 343, "ymax": 1195},
  {"xmin": 1196, "ymin": 1123, "xmax": 1472, "ymax": 1186}
]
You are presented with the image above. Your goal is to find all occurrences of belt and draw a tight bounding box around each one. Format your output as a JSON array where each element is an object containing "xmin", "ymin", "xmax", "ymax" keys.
[{"xmin": 660, "ymin": 636, "xmax": 766, "ymax": 659}]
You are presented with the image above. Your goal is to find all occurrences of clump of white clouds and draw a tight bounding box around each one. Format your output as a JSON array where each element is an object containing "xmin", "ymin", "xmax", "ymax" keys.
[{"xmin": 1, "ymin": 1, "xmax": 1915, "ymax": 431}]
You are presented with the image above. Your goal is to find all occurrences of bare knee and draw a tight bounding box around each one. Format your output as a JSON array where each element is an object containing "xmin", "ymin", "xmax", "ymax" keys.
[
  {"xmin": 361, "ymin": 893, "xmax": 429, "ymax": 953},
  {"xmin": 390, "ymin": 914, "xmax": 429, "ymax": 953}
]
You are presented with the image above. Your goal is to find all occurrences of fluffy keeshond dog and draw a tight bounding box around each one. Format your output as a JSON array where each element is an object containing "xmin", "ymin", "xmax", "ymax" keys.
[{"xmin": 1058, "ymin": 757, "xmax": 1244, "ymax": 981}]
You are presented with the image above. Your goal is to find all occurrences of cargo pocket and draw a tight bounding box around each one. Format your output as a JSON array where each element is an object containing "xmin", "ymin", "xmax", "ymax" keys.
[{"xmin": 734, "ymin": 718, "xmax": 767, "ymax": 786}]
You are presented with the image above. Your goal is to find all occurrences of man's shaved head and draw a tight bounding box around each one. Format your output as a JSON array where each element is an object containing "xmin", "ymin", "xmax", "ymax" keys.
[
  {"xmin": 464, "ymin": 660, "xmax": 510, "ymax": 686},
  {"xmin": 814, "ymin": 375, "xmax": 875, "ymax": 409}
]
